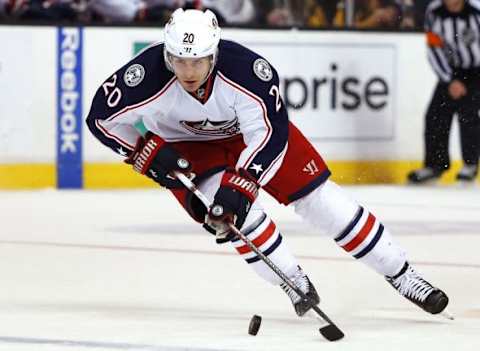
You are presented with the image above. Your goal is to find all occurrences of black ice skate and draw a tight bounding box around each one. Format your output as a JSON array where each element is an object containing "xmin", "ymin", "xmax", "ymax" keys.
[
  {"xmin": 456, "ymin": 164, "xmax": 478, "ymax": 182},
  {"xmin": 407, "ymin": 167, "xmax": 444, "ymax": 184},
  {"xmin": 386, "ymin": 262, "xmax": 451, "ymax": 317},
  {"xmin": 281, "ymin": 266, "xmax": 320, "ymax": 316}
]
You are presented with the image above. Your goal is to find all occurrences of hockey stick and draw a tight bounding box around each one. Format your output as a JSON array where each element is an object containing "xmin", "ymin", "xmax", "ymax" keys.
[{"xmin": 174, "ymin": 171, "xmax": 345, "ymax": 342}]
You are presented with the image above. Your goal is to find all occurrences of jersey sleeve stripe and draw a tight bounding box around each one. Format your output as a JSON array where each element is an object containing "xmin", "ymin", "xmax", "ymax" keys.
[
  {"xmin": 94, "ymin": 120, "xmax": 135, "ymax": 150},
  {"xmin": 217, "ymin": 72, "xmax": 273, "ymax": 168}
]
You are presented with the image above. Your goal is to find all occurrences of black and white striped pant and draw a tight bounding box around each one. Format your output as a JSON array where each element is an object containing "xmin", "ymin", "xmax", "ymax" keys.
[{"xmin": 424, "ymin": 74, "xmax": 480, "ymax": 170}]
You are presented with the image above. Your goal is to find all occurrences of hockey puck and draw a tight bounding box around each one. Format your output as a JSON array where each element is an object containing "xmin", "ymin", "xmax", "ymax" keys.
[{"xmin": 248, "ymin": 314, "xmax": 262, "ymax": 336}]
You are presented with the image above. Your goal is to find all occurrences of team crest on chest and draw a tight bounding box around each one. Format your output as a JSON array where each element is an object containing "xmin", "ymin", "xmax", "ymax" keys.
[
  {"xmin": 253, "ymin": 58, "xmax": 273, "ymax": 82},
  {"xmin": 180, "ymin": 117, "xmax": 240, "ymax": 136},
  {"xmin": 124, "ymin": 64, "xmax": 145, "ymax": 87}
]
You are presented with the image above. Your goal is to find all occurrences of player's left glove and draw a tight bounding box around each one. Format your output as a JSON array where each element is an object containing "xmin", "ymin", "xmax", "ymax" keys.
[
  {"xmin": 125, "ymin": 132, "xmax": 191, "ymax": 189},
  {"xmin": 204, "ymin": 168, "xmax": 259, "ymax": 244}
]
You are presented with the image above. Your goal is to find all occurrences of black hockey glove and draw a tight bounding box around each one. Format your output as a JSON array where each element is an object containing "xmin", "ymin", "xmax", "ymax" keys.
[
  {"xmin": 125, "ymin": 133, "xmax": 192, "ymax": 189},
  {"xmin": 204, "ymin": 169, "xmax": 259, "ymax": 244}
]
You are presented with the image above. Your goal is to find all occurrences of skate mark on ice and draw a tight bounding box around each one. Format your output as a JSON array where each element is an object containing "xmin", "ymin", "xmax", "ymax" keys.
[{"xmin": 0, "ymin": 336, "xmax": 239, "ymax": 351}]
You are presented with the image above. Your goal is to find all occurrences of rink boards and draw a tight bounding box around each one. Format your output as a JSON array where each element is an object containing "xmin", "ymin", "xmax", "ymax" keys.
[{"xmin": 0, "ymin": 26, "xmax": 470, "ymax": 188}]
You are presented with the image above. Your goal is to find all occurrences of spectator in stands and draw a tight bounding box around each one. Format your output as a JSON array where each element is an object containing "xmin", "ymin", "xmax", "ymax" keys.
[
  {"xmin": 199, "ymin": 0, "xmax": 256, "ymax": 26},
  {"xmin": 255, "ymin": 0, "xmax": 294, "ymax": 27},
  {"xmin": 87, "ymin": 0, "xmax": 143, "ymax": 23},
  {"xmin": 88, "ymin": 1, "xmax": 185, "ymax": 24},
  {"xmin": 10, "ymin": 1, "xmax": 81, "ymax": 21},
  {"xmin": 398, "ymin": 0, "xmax": 430, "ymax": 29},
  {"xmin": 136, "ymin": 0, "xmax": 257, "ymax": 26},
  {"xmin": 354, "ymin": 0, "xmax": 401, "ymax": 29},
  {"xmin": 256, "ymin": 0, "xmax": 314, "ymax": 27},
  {"xmin": 137, "ymin": 0, "xmax": 185, "ymax": 23},
  {"xmin": 306, "ymin": 0, "xmax": 345, "ymax": 28},
  {"xmin": 412, "ymin": 0, "xmax": 430, "ymax": 29},
  {"xmin": 398, "ymin": 0, "xmax": 415, "ymax": 28},
  {"xmin": 0, "ymin": 0, "xmax": 7, "ymax": 18}
]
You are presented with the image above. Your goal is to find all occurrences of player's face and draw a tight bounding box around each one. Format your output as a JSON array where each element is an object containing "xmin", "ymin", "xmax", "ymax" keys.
[
  {"xmin": 170, "ymin": 56, "xmax": 211, "ymax": 92},
  {"xmin": 444, "ymin": 0, "xmax": 465, "ymax": 12}
]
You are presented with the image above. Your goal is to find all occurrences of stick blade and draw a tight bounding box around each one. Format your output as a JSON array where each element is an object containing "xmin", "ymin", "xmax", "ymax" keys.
[{"xmin": 319, "ymin": 324, "xmax": 344, "ymax": 341}]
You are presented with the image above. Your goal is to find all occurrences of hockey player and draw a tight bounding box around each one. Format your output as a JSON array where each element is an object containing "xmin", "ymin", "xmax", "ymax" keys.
[{"xmin": 86, "ymin": 8, "xmax": 450, "ymax": 318}]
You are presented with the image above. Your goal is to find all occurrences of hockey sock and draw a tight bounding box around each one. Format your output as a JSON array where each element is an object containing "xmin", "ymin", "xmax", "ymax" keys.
[
  {"xmin": 334, "ymin": 206, "xmax": 406, "ymax": 277},
  {"xmin": 294, "ymin": 180, "xmax": 406, "ymax": 277},
  {"xmin": 230, "ymin": 211, "xmax": 299, "ymax": 284}
]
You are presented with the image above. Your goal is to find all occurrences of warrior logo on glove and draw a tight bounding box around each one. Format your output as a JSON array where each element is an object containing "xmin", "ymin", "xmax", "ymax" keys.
[
  {"xmin": 225, "ymin": 174, "xmax": 259, "ymax": 202},
  {"xmin": 204, "ymin": 169, "xmax": 259, "ymax": 244},
  {"xmin": 125, "ymin": 133, "xmax": 192, "ymax": 189},
  {"xmin": 133, "ymin": 138, "xmax": 162, "ymax": 173}
]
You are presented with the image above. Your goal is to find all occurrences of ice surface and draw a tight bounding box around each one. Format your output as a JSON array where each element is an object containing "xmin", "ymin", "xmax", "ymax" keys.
[{"xmin": 0, "ymin": 185, "xmax": 479, "ymax": 351}]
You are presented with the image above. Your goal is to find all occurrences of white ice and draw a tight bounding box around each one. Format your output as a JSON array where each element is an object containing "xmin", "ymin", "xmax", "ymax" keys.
[{"xmin": 0, "ymin": 185, "xmax": 479, "ymax": 351}]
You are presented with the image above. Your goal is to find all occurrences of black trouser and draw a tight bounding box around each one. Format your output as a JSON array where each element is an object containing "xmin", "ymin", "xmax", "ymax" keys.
[{"xmin": 424, "ymin": 78, "xmax": 480, "ymax": 171}]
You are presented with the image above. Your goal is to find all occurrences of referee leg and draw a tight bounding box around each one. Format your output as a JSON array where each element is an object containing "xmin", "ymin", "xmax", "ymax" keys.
[
  {"xmin": 424, "ymin": 83, "xmax": 456, "ymax": 171},
  {"xmin": 457, "ymin": 86, "xmax": 480, "ymax": 167}
]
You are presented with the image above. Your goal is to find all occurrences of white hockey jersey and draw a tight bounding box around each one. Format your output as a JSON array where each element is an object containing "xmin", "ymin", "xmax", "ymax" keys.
[{"xmin": 86, "ymin": 40, "xmax": 289, "ymax": 185}]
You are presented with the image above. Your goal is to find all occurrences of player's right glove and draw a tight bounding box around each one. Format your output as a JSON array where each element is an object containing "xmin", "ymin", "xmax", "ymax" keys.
[
  {"xmin": 125, "ymin": 133, "xmax": 192, "ymax": 189},
  {"xmin": 204, "ymin": 169, "xmax": 259, "ymax": 244}
]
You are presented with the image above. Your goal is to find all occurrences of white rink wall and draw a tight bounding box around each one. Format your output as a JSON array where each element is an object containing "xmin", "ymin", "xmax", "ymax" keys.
[{"xmin": 0, "ymin": 27, "xmax": 56, "ymax": 163}]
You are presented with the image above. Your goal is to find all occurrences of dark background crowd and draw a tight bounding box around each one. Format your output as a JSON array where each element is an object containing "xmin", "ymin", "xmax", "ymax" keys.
[{"xmin": 0, "ymin": 0, "xmax": 431, "ymax": 30}]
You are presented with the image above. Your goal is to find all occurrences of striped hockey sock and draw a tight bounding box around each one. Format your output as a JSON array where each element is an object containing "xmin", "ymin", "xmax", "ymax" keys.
[
  {"xmin": 335, "ymin": 206, "xmax": 406, "ymax": 277},
  {"xmin": 230, "ymin": 213, "xmax": 298, "ymax": 285}
]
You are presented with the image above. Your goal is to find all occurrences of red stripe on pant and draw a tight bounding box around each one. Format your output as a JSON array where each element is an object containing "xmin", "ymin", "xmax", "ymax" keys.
[
  {"xmin": 342, "ymin": 213, "xmax": 376, "ymax": 252},
  {"xmin": 236, "ymin": 221, "xmax": 276, "ymax": 255}
]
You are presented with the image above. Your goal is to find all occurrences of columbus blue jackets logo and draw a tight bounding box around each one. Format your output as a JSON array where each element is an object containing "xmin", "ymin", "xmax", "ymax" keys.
[
  {"xmin": 253, "ymin": 58, "xmax": 273, "ymax": 82},
  {"xmin": 180, "ymin": 117, "xmax": 240, "ymax": 136},
  {"xmin": 124, "ymin": 64, "xmax": 145, "ymax": 87}
]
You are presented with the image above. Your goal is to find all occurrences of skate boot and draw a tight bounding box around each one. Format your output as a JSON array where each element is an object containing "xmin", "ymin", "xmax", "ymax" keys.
[
  {"xmin": 280, "ymin": 266, "xmax": 320, "ymax": 316},
  {"xmin": 386, "ymin": 262, "xmax": 449, "ymax": 315},
  {"xmin": 456, "ymin": 164, "xmax": 478, "ymax": 182},
  {"xmin": 407, "ymin": 167, "xmax": 443, "ymax": 184}
]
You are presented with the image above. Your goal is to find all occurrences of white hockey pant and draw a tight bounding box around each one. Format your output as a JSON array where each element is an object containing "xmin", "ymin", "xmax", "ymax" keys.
[{"xmin": 293, "ymin": 180, "xmax": 406, "ymax": 277}]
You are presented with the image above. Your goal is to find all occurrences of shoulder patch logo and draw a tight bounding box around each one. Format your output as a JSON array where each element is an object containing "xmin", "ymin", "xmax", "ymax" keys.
[
  {"xmin": 253, "ymin": 58, "xmax": 273, "ymax": 82},
  {"xmin": 124, "ymin": 64, "xmax": 145, "ymax": 87}
]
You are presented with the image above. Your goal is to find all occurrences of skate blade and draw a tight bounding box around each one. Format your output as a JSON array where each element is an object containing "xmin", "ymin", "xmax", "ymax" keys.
[{"xmin": 440, "ymin": 308, "xmax": 454, "ymax": 320}]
